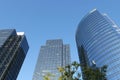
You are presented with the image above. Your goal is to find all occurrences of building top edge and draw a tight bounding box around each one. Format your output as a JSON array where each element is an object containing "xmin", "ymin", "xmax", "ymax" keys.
[
  {"xmin": 89, "ymin": 8, "xmax": 97, "ymax": 14},
  {"xmin": 17, "ymin": 32, "xmax": 24, "ymax": 35}
]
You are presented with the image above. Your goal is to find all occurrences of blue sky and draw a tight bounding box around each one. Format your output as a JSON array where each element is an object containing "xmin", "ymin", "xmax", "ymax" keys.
[{"xmin": 0, "ymin": 0, "xmax": 120, "ymax": 80}]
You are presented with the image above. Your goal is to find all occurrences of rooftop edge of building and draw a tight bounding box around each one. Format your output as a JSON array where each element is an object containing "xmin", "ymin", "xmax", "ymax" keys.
[{"xmin": 17, "ymin": 32, "xmax": 25, "ymax": 35}]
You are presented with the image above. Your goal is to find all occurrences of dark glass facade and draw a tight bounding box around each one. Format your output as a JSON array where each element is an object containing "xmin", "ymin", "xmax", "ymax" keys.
[
  {"xmin": 32, "ymin": 39, "xmax": 70, "ymax": 80},
  {"xmin": 76, "ymin": 9, "xmax": 120, "ymax": 80},
  {"xmin": 0, "ymin": 29, "xmax": 29, "ymax": 80}
]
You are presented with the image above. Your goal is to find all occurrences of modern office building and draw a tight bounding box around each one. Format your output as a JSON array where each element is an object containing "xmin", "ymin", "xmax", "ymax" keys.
[
  {"xmin": 76, "ymin": 9, "xmax": 120, "ymax": 80},
  {"xmin": 0, "ymin": 29, "xmax": 29, "ymax": 80},
  {"xmin": 32, "ymin": 39, "xmax": 70, "ymax": 80}
]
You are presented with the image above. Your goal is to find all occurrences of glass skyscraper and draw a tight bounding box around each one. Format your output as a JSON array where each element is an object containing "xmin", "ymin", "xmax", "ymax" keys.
[
  {"xmin": 76, "ymin": 9, "xmax": 120, "ymax": 80},
  {"xmin": 0, "ymin": 29, "xmax": 29, "ymax": 80},
  {"xmin": 32, "ymin": 39, "xmax": 70, "ymax": 80}
]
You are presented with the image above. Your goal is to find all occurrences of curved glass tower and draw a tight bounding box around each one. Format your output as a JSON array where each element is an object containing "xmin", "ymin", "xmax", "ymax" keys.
[{"xmin": 76, "ymin": 9, "xmax": 120, "ymax": 80}]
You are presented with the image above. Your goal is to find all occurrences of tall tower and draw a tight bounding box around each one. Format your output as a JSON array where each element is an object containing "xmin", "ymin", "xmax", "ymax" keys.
[
  {"xmin": 0, "ymin": 29, "xmax": 29, "ymax": 80},
  {"xmin": 32, "ymin": 39, "xmax": 70, "ymax": 80},
  {"xmin": 76, "ymin": 9, "xmax": 120, "ymax": 80}
]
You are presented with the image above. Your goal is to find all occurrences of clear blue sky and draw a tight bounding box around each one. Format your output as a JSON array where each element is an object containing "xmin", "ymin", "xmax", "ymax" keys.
[{"xmin": 0, "ymin": 0, "xmax": 120, "ymax": 80}]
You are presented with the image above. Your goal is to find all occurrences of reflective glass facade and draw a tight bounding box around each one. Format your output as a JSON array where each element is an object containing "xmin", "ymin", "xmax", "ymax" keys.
[
  {"xmin": 76, "ymin": 9, "xmax": 120, "ymax": 80},
  {"xmin": 0, "ymin": 29, "xmax": 29, "ymax": 80},
  {"xmin": 32, "ymin": 39, "xmax": 70, "ymax": 80}
]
